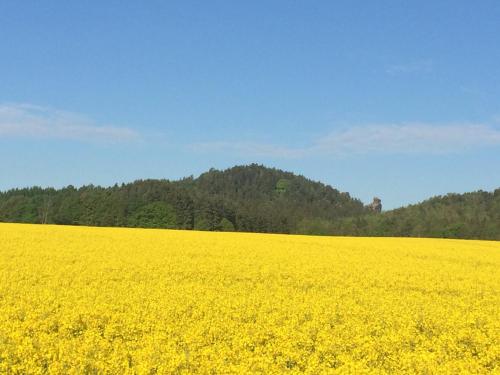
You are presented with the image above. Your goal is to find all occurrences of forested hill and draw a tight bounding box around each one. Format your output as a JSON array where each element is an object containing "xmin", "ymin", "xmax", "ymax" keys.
[
  {"xmin": 0, "ymin": 164, "xmax": 498, "ymax": 240},
  {"xmin": 305, "ymin": 190, "xmax": 500, "ymax": 240},
  {"xmin": 0, "ymin": 164, "xmax": 366, "ymax": 234}
]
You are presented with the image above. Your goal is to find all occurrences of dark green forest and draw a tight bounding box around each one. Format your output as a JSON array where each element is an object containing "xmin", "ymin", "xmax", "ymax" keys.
[{"xmin": 1, "ymin": 164, "xmax": 499, "ymax": 240}]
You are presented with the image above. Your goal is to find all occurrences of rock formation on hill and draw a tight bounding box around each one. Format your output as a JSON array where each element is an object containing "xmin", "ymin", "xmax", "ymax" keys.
[{"xmin": 368, "ymin": 197, "xmax": 382, "ymax": 213}]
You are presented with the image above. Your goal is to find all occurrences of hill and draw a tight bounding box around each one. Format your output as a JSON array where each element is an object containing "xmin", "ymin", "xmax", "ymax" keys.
[
  {"xmin": 0, "ymin": 164, "xmax": 498, "ymax": 240},
  {"xmin": 364, "ymin": 190, "xmax": 500, "ymax": 239},
  {"xmin": 0, "ymin": 164, "xmax": 366, "ymax": 234},
  {"xmin": 302, "ymin": 189, "xmax": 500, "ymax": 240}
]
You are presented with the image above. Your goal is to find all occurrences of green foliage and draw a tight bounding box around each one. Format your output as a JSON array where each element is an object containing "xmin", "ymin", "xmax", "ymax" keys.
[
  {"xmin": 194, "ymin": 217, "xmax": 211, "ymax": 231},
  {"xmin": 0, "ymin": 165, "xmax": 498, "ymax": 240},
  {"xmin": 275, "ymin": 178, "xmax": 290, "ymax": 194},
  {"xmin": 296, "ymin": 218, "xmax": 337, "ymax": 236},
  {"xmin": 128, "ymin": 202, "xmax": 177, "ymax": 229},
  {"xmin": 219, "ymin": 218, "xmax": 235, "ymax": 231},
  {"xmin": 326, "ymin": 190, "xmax": 500, "ymax": 240}
]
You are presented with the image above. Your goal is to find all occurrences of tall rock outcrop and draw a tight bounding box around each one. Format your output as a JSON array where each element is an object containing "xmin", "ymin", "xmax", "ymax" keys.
[{"xmin": 368, "ymin": 197, "xmax": 382, "ymax": 213}]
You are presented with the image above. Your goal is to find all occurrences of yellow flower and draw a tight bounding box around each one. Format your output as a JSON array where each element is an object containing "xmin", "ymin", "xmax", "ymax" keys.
[{"xmin": 0, "ymin": 223, "xmax": 498, "ymax": 373}]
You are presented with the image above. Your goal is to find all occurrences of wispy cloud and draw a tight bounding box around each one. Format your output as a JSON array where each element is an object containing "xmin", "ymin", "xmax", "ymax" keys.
[
  {"xmin": 315, "ymin": 123, "xmax": 500, "ymax": 155},
  {"xmin": 386, "ymin": 59, "xmax": 433, "ymax": 75},
  {"xmin": 192, "ymin": 123, "xmax": 500, "ymax": 159},
  {"xmin": 0, "ymin": 103, "xmax": 140, "ymax": 143}
]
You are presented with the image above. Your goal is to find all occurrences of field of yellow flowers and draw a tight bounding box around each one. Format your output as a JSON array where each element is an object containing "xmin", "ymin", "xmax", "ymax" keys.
[{"xmin": 0, "ymin": 223, "xmax": 499, "ymax": 373}]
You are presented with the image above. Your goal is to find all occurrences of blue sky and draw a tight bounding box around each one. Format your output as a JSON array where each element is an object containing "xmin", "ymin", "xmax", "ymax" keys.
[{"xmin": 1, "ymin": 1, "xmax": 499, "ymax": 209}]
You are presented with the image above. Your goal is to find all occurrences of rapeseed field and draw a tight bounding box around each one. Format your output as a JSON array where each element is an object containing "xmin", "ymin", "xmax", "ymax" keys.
[{"xmin": 0, "ymin": 223, "xmax": 499, "ymax": 374}]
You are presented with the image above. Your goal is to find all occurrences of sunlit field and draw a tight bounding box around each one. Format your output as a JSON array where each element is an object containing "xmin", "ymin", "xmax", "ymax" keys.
[{"xmin": 0, "ymin": 223, "xmax": 499, "ymax": 373}]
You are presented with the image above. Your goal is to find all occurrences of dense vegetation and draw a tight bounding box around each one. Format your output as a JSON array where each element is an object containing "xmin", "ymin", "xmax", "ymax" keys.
[
  {"xmin": 0, "ymin": 164, "xmax": 498, "ymax": 240},
  {"xmin": 0, "ymin": 165, "xmax": 366, "ymax": 233},
  {"xmin": 300, "ymin": 190, "xmax": 500, "ymax": 240}
]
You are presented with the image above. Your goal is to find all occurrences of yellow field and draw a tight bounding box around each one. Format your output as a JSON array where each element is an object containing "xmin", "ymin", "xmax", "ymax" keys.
[{"xmin": 0, "ymin": 223, "xmax": 499, "ymax": 374}]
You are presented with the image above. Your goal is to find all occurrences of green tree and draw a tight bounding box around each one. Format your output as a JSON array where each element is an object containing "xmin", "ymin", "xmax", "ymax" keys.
[
  {"xmin": 219, "ymin": 218, "xmax": 235, "ymax": 231},
  {"xmin": 128, "ymin": 202, "xmax": 177, "ymax": 229},
  {"xmin": 275, "ymin": 178, "xmax": 290, "ymax": 194},
  {"xmin": 194, "ymin": 217, "xmax": 211, "ymax": 231}
]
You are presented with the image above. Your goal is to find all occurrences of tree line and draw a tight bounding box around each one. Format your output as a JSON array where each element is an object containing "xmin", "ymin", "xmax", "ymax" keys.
[
  {"xmin": 0, "ymin": 164, "xmax": 498, "ymax": 240},
  {"xmin": 298, "ymin": 190, "xmax": 500, "ymax": 240}
]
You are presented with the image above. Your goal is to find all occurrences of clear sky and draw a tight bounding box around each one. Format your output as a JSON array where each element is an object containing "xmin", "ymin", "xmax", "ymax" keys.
[{"xmin": 1, "ymin": 1, "xmax": 499, "ymax": 209}]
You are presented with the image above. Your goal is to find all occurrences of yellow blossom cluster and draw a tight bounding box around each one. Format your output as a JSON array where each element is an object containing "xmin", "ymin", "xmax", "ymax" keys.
[{"xmin": 0, "ymin": 223, "xmax": 499, "ymax": 373}]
